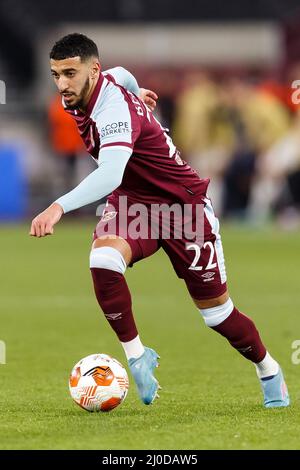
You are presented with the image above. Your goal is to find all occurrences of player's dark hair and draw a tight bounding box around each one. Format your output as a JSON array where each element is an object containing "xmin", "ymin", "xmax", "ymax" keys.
[{"xmin": 50, "ymin": 33, "xmax": 99, "ymax": 61}]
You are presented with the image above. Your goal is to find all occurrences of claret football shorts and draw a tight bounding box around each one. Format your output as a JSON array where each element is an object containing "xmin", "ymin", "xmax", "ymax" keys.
[{"xmin": 93, "ymin": 189, "xmax": 227, "ymax": 301}]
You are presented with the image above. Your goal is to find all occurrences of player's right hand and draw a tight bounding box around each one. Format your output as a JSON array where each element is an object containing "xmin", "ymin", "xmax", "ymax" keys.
[{"xmin": 30, "ymin": 203, "xmax": 64, "ymax": 238}]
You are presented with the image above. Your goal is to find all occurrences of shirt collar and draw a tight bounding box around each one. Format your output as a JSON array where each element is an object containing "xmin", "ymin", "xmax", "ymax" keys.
[{"xmin": 86, "ymin": 73, "xmax": 104, "ymax": 116}]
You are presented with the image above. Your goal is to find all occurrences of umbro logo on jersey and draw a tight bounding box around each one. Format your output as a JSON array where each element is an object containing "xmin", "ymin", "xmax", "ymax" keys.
[{"xmin": 101, "ymin": 211, "xmax": 118, "ymax": 222}]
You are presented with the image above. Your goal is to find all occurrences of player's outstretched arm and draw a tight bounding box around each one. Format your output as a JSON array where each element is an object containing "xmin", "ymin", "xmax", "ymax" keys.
[{"xmin": 29, "ymin": 149, "xmax": 132, "ymax": 238}]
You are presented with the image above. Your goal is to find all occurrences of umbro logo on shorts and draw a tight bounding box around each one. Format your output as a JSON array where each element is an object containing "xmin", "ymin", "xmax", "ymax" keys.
[
  {"xmin": 202, "ymin": 272, "xmax": 215, "ymax": 279},
  {"xmin": 202, "ymin": 272, "xmax": 215, "ymax": 282}
]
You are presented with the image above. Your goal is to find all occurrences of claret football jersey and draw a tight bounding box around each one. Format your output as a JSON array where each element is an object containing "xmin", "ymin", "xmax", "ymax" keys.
[{"xmin": 65, "ymin": 71, "xmax": 209, "ymax": 203}]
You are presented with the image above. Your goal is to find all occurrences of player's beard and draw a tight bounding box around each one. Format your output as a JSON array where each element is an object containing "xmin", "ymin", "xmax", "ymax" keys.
[{"xmin": 63, "ymin": 77, "xmax": 90, "ymax": 110}]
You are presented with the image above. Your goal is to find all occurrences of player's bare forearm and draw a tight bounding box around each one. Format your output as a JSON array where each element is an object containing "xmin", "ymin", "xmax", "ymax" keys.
[
  {"xmin": 139, "ymin": 88, "xmax": 158, "ymax": 111},
  {"xmin": 30, "ymin": 202, "xmax": 64, "ymax": 238}
]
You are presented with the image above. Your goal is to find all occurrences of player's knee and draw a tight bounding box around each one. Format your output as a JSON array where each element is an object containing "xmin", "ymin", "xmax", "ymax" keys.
[
  {"xmin": 198, "ymin": 298, "xmax": 234, "ymax": 327},
  {"xmin": 89, "ymin": 246, "xmax": 127, "ymax": 274}
]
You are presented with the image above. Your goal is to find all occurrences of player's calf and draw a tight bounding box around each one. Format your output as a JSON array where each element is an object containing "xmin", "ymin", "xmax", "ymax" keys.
[
  {"xmin": 90, "ymin": 240, "xmax": 160, "ymax": 404},
  {"xmin": 90, "ymin": 245, "xmax": 139, "ymax": 342},
  {"xmin": 195, "ymin": 295, "xmax": 290, "ymax": 408}
]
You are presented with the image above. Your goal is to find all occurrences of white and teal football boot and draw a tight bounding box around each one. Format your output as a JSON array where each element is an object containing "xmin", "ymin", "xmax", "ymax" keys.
[
  {"xmin": 128, "ymin": 347, "xmax": 160, "ymax": 405},
  {"xmin": 260, "ymin": 367, "xmax": 290, "ymax": 408}
]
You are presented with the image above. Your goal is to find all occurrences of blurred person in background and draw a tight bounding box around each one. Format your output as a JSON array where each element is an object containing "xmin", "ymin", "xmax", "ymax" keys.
[
  {"xmin": 246, "ymin": 76, "xmax": 294, "ymax": 223},
  {"xmin": 174, "ymin": 72, "xmax": 292, "ymax": 220},
  {"xmin": 173, "ymin": 72, "xmax": 236, "ymax": 216},
  {"xmin": 145, "ymin": 69, "xmax": 178, "ymax": 132},
  {"xmin": 210, "ymin": 77, "xmax": 256, "ymax": 220},
  {"xmin": 221, "ymin": 77, "xmax": 291, "ymax": 220},
  {"xmin": 252, "ymin": 107, "xmax": 300, "ymax": 227}
]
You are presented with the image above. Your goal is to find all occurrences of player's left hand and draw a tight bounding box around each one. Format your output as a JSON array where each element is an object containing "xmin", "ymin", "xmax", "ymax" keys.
[{"xmin": 139, "ymin": 88, "xmax": 158, "ymax": 111}]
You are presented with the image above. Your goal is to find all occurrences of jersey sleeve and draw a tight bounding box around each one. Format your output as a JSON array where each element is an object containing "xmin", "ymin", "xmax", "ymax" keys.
[
  {"xmin": 55, "ymin": 149, "xmax": 131, "ymax": 213},
  {"xmin": 92, "ymin": 96, "xmax": 141, "ymax": 155},
  {"xmin": 103, "ymin": 67, "xmax": 140, "ymax": 96}
]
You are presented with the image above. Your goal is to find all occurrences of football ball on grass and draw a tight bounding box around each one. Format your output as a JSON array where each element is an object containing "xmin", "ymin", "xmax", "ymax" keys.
[{"xmin": 69, "ymin": 353, "xmax": 129, "ymax": 412}]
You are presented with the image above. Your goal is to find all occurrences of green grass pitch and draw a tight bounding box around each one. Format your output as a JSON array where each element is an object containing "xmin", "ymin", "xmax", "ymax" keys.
[{"xmin": 0, "ymin": 220, "xmax": 299, "ymax": 449}]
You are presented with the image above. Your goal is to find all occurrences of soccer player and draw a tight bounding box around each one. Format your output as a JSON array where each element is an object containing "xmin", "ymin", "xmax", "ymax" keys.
[{"xmin": 30, "ymin": 33, "xmax": 289, "ymax": 408}]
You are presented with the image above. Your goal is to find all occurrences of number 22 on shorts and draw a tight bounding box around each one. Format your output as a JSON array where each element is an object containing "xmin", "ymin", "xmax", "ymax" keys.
[{"xmin": 186, "ymin": 241, "xmax": 217, "ymax": 271}]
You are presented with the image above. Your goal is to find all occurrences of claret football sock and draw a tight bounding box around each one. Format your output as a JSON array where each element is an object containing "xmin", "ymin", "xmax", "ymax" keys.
[
  {"xmin": 211, "ymin": 306, "xmax": 267, "ymax": 363},
  {"xmin": 91, "ymin": 267, "xmax": 139, "ymax": 342}
]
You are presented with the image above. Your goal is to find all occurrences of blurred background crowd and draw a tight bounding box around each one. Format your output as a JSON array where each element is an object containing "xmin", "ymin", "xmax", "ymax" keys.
[{"xmin": 1, "ymin": 0, "xmax": 300, "ymax": 226}]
